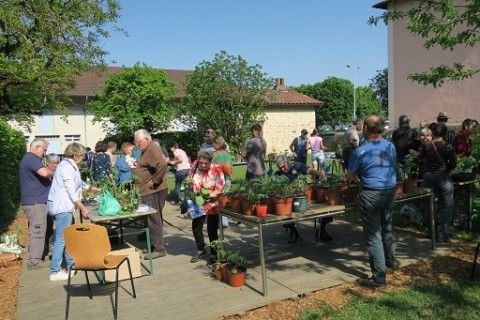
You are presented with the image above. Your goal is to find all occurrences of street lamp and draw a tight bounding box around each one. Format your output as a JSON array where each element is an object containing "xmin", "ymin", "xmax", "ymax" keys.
[{"xmin": 346, "ymin": 65, "xmax": 360, "ymax": 120}]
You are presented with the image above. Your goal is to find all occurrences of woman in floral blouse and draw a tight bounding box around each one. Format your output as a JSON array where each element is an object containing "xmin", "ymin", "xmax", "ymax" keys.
[{"xmin": 187, "ymin": 149, "xmax": 225, "ymax": 263}]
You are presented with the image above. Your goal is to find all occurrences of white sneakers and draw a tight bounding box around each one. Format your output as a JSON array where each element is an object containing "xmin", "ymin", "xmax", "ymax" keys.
[{"xmin": 49, "ymin": 270, "xmax": 74, "ymax": 282}]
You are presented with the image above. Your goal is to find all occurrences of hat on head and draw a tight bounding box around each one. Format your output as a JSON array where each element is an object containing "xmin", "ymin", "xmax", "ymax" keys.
[
  {"xmin": 437, "ymin": 111, "xmax": 448, "ymax": 122},
  {"xmin": 399, "ymin": 114, "xmax": 410, "ymax": 125},
  {"xmin": 301, "ymin": 129, "xmax": 308, "ymax": 135}
]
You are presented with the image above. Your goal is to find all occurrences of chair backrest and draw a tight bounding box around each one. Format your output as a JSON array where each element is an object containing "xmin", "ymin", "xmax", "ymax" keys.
[{"xmin": 64, "ymin": 224, "xmax": 112, "ymax": 269}]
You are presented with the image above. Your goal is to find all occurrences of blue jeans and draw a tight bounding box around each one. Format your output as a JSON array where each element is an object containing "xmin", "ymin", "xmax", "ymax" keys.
[
  {"xmin": 422, "ymin": 171, "xmax": 454, "ymax": 239},
  {"xmin": 50, "ymin": 212, "xmax": 74, "ymax": 275},
  {"xmin": 173, "ymin": 169, "xmax": 190, "ymax": 202},
  {"xmin": 359, "ymin": 188, "xmax": 396, "ymax": 284}
]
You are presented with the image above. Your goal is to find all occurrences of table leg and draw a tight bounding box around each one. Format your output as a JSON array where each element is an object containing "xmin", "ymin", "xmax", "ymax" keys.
[
  {"xmin": 258, "ymin": 223, "xmax": 267, "ymax": 296},
  {"xmin": 145, "ymin": 226, "xmax": 153, "ymax": 275},
  {"xmin": 428, "ymin": 192, "xmax": 436, "ymax": 250},
  {"xmin": 219, "ymin": 213, "xmax": 224, "ymax": 250},
  {"xmin": 468, "ymin": 183, "xmax": 473, "ymax": 233}
]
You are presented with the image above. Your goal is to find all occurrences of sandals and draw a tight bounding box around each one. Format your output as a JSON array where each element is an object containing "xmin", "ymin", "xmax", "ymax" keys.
[{"xmin": 190, "ymin": 250, "xmax": 206, "ymax": 263}]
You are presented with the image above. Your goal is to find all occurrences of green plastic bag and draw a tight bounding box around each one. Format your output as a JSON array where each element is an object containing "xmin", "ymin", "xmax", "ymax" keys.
[{"xmin": 98, "ymin": 189, "xmax": 122, "ymax": 216}]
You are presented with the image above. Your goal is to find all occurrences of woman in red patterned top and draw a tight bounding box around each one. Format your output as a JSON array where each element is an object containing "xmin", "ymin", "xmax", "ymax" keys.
[{"xmin": 188, "ymin": 149, "xmax": 225, "ymax": 263}]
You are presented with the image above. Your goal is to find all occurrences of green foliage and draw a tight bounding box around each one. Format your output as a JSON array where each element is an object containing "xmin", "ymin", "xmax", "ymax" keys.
[
  {"xmin": 225, "ymin": 250, "xmax": 246, "ymax": 274},
  {"xmin": 369, "ymin": 68, "xmax": 389, "ymax": 114},
  {"xmin": 183, "ymin": 50, "xmax": 274, "ymax": 155},
  {"xmin": 293, "ymin": 77, "xmax": 380, "ymax": 127},
  {"xmin": 89, "ymin": 62, "xmax": 178, "ymax": 136},
  {"xmin": 369, "ymin": 0, "xmax": 480, "ymax": 88},
  {"xmin": 0, "ymin": 0, "xmax": 123, "ymax": 125},
  {"xmin": 452, "ymin": 155, "xmax": 478, "ymax": 175},
  {"xmin": 0, "ymin": 120, "xmax": 24, "ymax": 219}
]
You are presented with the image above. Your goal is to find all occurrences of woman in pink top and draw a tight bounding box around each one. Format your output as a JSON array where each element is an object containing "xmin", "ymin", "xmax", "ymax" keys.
[
  {"xmin": 307, "ymin": 128, "xmax": 327, "ymax": 171},
  {"xmin": 168, "ymin": 142, "xmax": 191, "ymax": 205}
]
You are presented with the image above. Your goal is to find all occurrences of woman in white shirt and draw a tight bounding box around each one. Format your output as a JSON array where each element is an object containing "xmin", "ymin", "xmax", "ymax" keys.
[
  {"xmin": 307, "ymin": 128, "xmax": 327, "ymax": 172},
  {"xmin": 47, "ymin": 142, "xmax": 99, "ymax": 281}
]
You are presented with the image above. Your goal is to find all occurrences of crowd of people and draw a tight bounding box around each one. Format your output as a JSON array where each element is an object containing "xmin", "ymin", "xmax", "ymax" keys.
[{"xmin": 18, "ymin": 111, "xmax": 477, "ymax": 289}]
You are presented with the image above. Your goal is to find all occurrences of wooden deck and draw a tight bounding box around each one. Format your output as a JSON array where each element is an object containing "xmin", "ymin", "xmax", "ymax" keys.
[{"xmin": 16, "ymin": 203, "xmax": 453, "ymax": 320}]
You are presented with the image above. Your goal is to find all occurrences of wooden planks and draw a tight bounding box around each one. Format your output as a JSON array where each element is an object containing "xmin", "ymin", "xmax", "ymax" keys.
[{"xmin": 16, "ymin": 204, "xmax": 453, "ymax": 320}]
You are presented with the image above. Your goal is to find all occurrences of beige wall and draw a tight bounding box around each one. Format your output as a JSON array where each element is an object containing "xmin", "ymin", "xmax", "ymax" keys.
[
  {"xmin": 11, "ymin": 101, "xmax": 316, "ymax": 155},
  {"xmin": 11, "ymin": 104, "xmax": 108, "ymax": 154},
  {"xmin": 263, "ymin": 105, "xmax": 316, "ymax": 154},
  {"xmin": 388, "ymin": 0, "xmax": 480, "ymax": 128}
]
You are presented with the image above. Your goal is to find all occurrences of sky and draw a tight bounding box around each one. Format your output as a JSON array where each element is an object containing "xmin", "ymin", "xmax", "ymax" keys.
[{"xmin": 104, "ymin": 0, "xmax": 387, "ymax": 88}]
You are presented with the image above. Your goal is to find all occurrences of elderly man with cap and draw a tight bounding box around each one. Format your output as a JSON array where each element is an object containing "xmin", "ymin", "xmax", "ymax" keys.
[
  {"xmin": 290, "ymin": 129, "xmax": 309, "ymax": 164},
  {"xmin": 392, "ymin": 114, "xmax": 418, "ymax": 179},
  {"xmin": 437, "ymin": 112, "xmax": 456, "ymax": 145}
]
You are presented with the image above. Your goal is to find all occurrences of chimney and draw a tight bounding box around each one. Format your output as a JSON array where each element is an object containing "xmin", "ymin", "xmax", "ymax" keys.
[{"xmin": 274, "ymin": 78, "xmax": 287, "ymax": 91}]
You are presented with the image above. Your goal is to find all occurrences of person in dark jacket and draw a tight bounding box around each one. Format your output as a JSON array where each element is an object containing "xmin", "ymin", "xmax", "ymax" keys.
[
  {"xmin": 392, "ymin": 114, "xmax": 418, "ymax": 179},
  {"xmin": 418, "ymin": 123, "xmax": 457, "ymax": 243}
]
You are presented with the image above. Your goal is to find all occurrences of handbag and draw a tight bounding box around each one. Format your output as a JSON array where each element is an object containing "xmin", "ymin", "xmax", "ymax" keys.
[{"xmin": 98, "ymin": 188, "xmax": 122, "ymax": 216}]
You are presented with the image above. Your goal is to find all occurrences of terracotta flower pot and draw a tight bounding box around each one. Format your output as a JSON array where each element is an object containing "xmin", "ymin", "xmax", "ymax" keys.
[
  {"xmin": 261, "ymin": 198, "xmax": 275, "ymax": 214},
  {"xmin": 221, "ymin": 263, "xmax": 230, "ymax": 284},
  {"xmin": 316, "ymin": 187, "xmax": 328, "ymax": 203},
  {"xmin": 304, "ymin": 188, "xmax": 313, "ymax": 203},
  {"xmin": 273, "ymin": 197, "xmax": 293, "ymax": 216},
  {"xmin": 403, "ymin": 179, "xmax": 418, "ymax": 194},
  {"xmin": 396, "ymin": 180, "xmax": 404, "ymax": 196},
  {"xmin": 255, "ymin": 204, "xmax": 268, "ymax": 217},
  {"xmin": 241, "ymin": 199, "xmax": 254, "ymax": 216},
  {"xmin": 325, "ymin": 190, "xmax": 343, "ymax": 205},
  {"xmin": 228, "ymin": 266, "xmax": 246, "ymax": 287},
  {"xmin": 229, "ymin": 197, "xmax": 242, "ymax": 213}
]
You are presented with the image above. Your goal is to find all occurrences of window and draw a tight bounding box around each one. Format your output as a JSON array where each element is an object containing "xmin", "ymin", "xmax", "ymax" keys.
[{"xmin": 65, "ymin": 135, "xmax": 81, "ymax": 142}]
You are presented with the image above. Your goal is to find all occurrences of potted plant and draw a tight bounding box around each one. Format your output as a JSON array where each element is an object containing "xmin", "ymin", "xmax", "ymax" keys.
[
  {"xmin": 0, "ymin": 223, "xmax": 24, "ymax": 257},
  {"xmin": 207, "ymin": 240, "xmax": 228, "ymax": 281},
  {"xmin": 249, "ymin": 193, "xmax": 268, "ymax": 217},
  {"xmin": 228, "ymin": 179, "xmax": 248, "ymax": 213},
  {"xmin": 451, "ymin": 155, "xmax": 478, "ymax": 182},
  {"xmin": 226, "ymin": 250, "xmax": 247, "ymax": 287},
  {"xmin": 402, "ymin": 154, "xmax": 418, "ymax": 193},
  {"xmin": 325, "ymin": 173, "xmax": 346, "ymax": 205},
  {"xmin": 270, "ymin": 175, "xmax": 294, "ymax": 216},
  {"xmin": 291, "ymin": 174, "xmax": 309, "ymax": 212}
]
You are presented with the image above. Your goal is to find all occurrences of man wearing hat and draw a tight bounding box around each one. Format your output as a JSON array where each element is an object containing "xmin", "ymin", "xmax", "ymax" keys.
[
  {"xmin": 290, "ymin": 129, "xmax": 309, "ymax": 164},
  {"xmin": 392, "ymin": 114, "xmax": 418, "ymax": 179},
  {"xmin": 437, "ymin": 112, "xmax": 455, "ymax": 145}
]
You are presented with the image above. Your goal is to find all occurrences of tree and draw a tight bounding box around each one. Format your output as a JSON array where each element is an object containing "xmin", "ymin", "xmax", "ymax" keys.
[
  {"xmin": 294, "ymin": 77, "xmax": 381, "ymax": 127},
  {"xmin": 0, "ymin": 0, "xmax": 123, "ymax": 126},
  {"xmin": 369, "ymin": 68, "xmax": 388, "ymax": 114},
  {"xmin": 89, "ymin": 63, "xmax": 178, "ymax": 136},
  {"xmin": 183, "ymin": 50, "xmax": 274, "ymax": 156},
  {"xmin": 355, "ymin": 86, "xmax": 382, "ymax": 117},
  {"xmin": 369, "ymin": 0, "xmax": 480, "ymax": 88}
]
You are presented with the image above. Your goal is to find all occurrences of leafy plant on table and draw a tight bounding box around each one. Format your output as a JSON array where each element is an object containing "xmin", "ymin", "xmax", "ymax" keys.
[
  {"xmin": 452, "ymin": 155, "xmax": 478, "ymax": 175},
  {"xmin": 327, "ymin": 172, "xmax": 347, "ymax": 191}
]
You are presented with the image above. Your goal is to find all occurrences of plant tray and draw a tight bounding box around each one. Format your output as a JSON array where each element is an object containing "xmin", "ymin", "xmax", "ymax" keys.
[{"xmin": 451, "ymin": 173, "xmax": 476, "ymax": 182}]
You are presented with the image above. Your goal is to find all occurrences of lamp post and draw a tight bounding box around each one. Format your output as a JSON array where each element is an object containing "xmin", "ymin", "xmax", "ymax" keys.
[{"xmin": 346, "ymin": 65, "xmax": 360, "ymax": 120}]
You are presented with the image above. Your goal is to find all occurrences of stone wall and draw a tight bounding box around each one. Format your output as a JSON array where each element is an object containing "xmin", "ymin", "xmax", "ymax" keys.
[{"xmin": 263, "ymin": 105, "xmax": 315, "ymax": 154}]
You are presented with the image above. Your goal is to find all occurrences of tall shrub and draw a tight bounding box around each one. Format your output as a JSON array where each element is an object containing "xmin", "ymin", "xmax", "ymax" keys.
[{"xmin": 0, "ymin": 120, "xmax": 25, "ymax": 219}]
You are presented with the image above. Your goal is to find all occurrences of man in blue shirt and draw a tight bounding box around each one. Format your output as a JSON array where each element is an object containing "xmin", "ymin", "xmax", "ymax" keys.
[
  {"xmin": 347, "ymin": 115, "xmax": 398, "ymax": 288},
  {"xmin": 19, "ymin": 139, "xmax": 54, "ymax": 268}
]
